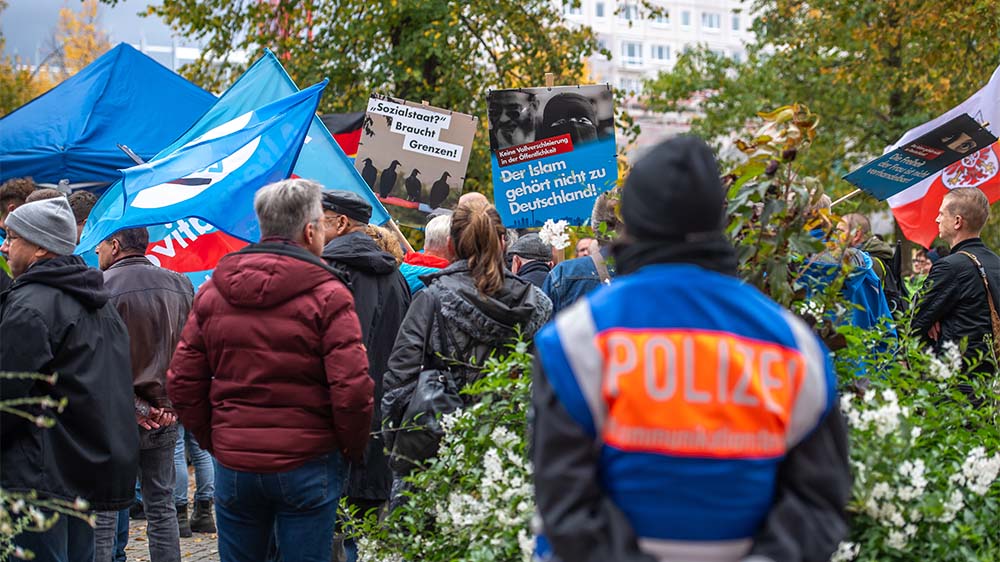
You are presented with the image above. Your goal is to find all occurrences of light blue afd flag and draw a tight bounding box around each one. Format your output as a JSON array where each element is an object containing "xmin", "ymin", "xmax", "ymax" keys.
[
  {"xmin": 77, "ymin": 81, "xmax": 326, "ymax": 252},
  {"xmin": 158, "ymin": 50, "xmax": 390, "ymax": 225}
]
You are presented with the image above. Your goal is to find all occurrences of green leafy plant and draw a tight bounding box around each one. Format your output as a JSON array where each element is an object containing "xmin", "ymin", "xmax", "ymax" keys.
[{"xmin": 348, "ymin": 338, "xmax": 534, "ymax": 562}]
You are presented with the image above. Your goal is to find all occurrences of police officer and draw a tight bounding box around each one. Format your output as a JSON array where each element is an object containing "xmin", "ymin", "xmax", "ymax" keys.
[{"xmin": 531, "ymin": 136, "xmax": 850, "ymax": 562}]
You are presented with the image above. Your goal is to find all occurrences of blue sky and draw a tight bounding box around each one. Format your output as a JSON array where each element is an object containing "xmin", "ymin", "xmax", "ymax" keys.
[{"xmin": 2, "ymin": 0, "xmax": 187, "ymax": 64}]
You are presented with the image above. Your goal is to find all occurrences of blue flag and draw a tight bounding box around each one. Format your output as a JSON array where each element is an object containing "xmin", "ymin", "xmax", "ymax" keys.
[
  {"xmin": 157, "ymin": 50, "xmax": 389, "ymax": 225},
  {"xmin": 78, "ymin": 81, "xmax": 326, "ymax": 252}
]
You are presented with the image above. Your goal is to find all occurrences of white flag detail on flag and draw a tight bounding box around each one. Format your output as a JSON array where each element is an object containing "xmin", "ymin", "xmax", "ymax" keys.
[{"xmin": 887, "ymin": 65, "xmax": 1000, "ymax": 247}]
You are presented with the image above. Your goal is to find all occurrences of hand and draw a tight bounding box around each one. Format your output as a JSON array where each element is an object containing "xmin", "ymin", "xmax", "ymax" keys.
[
  {"xmin": 151, "ymin": 408, "xmax": 177, "ymax": 427},
  {"xmin": 928, "ymin": 321, "xmax": 941, "ymax": 341},
  {"xmin": 137, "ymin": 412, "xmax": 160, "ymax": 431}
]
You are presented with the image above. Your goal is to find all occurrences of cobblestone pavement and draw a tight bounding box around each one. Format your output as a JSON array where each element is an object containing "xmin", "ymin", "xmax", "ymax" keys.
[
  {"xmin": 124, "ymin": 521, "xmax": 220, "ymax": 561},
  {"xmin": 124, "ymin": 463, "xmax": 220, "ymax": 561}
]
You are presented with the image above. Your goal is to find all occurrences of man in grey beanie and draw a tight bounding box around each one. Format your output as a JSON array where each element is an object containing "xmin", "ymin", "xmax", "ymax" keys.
[{"xmin": 0, "ymin": 198, "xmax": 139, "ymax": 562}]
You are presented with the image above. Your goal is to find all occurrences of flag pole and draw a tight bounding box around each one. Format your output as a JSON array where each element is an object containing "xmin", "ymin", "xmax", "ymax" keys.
[
  {"xmin": 386, "ymin": 218, "xmax": 415, "ymax": 254},
  {"xmin": 832, "ymin": 189, "xmax": 862, "ymax": 207}
]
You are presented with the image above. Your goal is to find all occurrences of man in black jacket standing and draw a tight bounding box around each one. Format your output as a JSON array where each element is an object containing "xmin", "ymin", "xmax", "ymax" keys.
[
  {"xmin": 0, "ymin": 197, "xmax": 138, "ymax": 562},
  {"xmin": 94, "ymin": 226, "xmax": 196, "ymax": 562},
  {"xmin": 321, "ymin": 190, "xmax": 410, "ymax": 562},
  {"xmin": 914, "ymin": 188, "xmax": 1000, "ymax": 395}
]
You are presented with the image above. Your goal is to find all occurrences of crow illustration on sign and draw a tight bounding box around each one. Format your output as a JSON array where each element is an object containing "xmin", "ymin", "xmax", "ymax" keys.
[{"xmin": 354, "ymin": 94, "xmax": 478, "ymax": 226}]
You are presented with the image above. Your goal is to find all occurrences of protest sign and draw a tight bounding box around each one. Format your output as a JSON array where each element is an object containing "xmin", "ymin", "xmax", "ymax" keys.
[
  {"xmin": 844, "ymin": 114, "xmax": 997, "ymax": 200},
  {"xmin": 488, "ymin": 84, "xmax": 618, "ymax": 228},
  {"xmin": 355, "ymin": 95, "xmax": 478, "ymax": 226}
]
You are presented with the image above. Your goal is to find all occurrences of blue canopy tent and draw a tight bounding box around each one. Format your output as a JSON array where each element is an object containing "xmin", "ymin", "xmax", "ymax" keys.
[{"xmin": 0, "ymin": 43, "xmax": 215, "ymax": 189}]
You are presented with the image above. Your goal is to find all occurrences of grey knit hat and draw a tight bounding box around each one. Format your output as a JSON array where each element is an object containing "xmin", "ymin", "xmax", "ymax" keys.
[{"xmin": 6, "ymin": 197, "xmax": 78, "ymax": 255}]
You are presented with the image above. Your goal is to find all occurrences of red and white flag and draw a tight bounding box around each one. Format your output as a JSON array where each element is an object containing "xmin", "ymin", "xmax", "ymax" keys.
[{"xmin": 887, "ymin": 65, "xmax": 1000, "ymax": 248}]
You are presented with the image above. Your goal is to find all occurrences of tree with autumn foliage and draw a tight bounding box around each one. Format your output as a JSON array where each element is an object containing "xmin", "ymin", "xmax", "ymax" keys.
[
  {"xmin": 0, "ymin": 0, "xmax": 55, "ymax": 116},
  {"xmin": 1, "ymin": 0, "xmax": 110, "ymax": 117},
  {"xmin": 647, "ymin": 0, "xmax": 1000, "ymax": 193},
  {"xmin": 98, "ymin": 0, "xmax": 603, "ymax": 194},
  {"xmin": 53, "ymin": 0, "xmax": 111, "ymax": 78}
]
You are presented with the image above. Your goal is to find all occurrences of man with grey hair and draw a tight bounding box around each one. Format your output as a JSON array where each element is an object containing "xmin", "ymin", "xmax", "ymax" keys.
[
  {"xmin": 914, "ymin": 187, "xmax": 1000, "ymax": 393},
  {"xmin": 400, "ymin": 213, "xmax": 454, "ymax": 294},
  {"xmin": 1, "ymin": 198, "xmax": 138, "ymax": 562},
  {"xmin": 168, "ymin": 178, "xmax": 373, "ymax": 561},
  {"xmin": 542, "ymin": 188, "xmax": 623, "ymax": 313}
]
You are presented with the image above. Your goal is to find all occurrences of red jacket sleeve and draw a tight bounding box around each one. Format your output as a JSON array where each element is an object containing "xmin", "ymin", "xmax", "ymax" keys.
[
  {"xmin": 167, "ymin": 290, "xmax": 215, "ymax": 453},
  {"xmin": 321, "ymin": 282, "xmax": 374, "ymax": 463}
]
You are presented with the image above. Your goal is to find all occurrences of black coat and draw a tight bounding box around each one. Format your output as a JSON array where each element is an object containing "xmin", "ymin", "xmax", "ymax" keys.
[
  {"xmin": 323, "ymin": 231, "xmax": 411, "ymax": 500},
  {"xmin": 0, "ymin": 255, "xmax": 139, "ymax": 511},
  {"xmin": 914, "ymin": 238, "xmax": 1000, "ymax": 373},
  {"xmin": 382, "ymin": 261, "xmax": 552, "ymax": 458},
  {"xmin": 515, "ymin": 259, "xmax": 552, "ymax": 288}
]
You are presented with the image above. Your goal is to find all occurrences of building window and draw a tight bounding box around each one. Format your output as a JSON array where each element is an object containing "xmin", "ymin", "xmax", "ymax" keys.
[
  {"xmin": 681, "ymin": 11, "xmax": 691, "ymax": 27},
  {"xmin": 702, "ymin": 12, "xmax": 721, "ymax": 29},
  {"xmin": 595, "ymin": 2, "xmax": 605, "ymax": 18},
  {"xmin": 732, "ymin": 14, "xmax": 741, "ymax": 31},
  {"xmin": 619, "ymin": 3, "xmax": 639, "ymax": 21},
  {"xmin": 652, "ymin": 10, "xmax": 670, "ymax": 25},
  {"xmin": 563, "ymin": 2, "xmax": 582, "ymax": 15},
  {"xmin": 652, "ymin": 45, "xmax": 670, "ymax": 61},
  {"xmin": 597, "ymin": 38, "xmax": 609, "ymax": 52},
  {"xmin": 618, "ymin": 77, "xmax": 642, "ymax": 94},
  {"xmin": 621, "ymin": 41, "xmax": 643, "ymax": 66}
]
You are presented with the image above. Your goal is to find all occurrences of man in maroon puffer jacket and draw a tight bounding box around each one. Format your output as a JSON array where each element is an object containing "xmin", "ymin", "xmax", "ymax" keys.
[{"xmin": 168, "ymin": 178, "xmax": 373, "ymax": 562}]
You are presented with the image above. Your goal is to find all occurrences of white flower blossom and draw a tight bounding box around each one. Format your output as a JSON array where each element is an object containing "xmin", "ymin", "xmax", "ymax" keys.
[
  {"xmin": 928, "ymin": 341, "xmax": 963, "ymax": 380},
  {"xmin": 896, "ymin": 459, "xmax": 927, "ymax": 501},
  {"xmin": 871, "ymin": 482, "xmax": 894, "ymax": 501},
  {"xmin": 830, "ymin": 541, "xmax": 860, "ymax": 562},
  {"xmin": 886, "ymin": 529, "xmax": 909, "ymax": 550},
  {"xmin": 538, "ymin": 219, "xmax": 571, "ymax": 250},
  {"xmin": 938, "ymin": 489, "xmax": 964, "ymax": 523},
  {"xmin": 517, "ymin": 528, "xmax": 534, "ymax": 562},
  {"xmin": 960, "ymin": 446, "xmax": 1000, "ymax": 495}
]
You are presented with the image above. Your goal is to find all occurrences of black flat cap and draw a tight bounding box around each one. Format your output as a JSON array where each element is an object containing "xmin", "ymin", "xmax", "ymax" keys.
[{"xmin": 322, "ymin": 190, "xmax": 372, "ymax": 223}]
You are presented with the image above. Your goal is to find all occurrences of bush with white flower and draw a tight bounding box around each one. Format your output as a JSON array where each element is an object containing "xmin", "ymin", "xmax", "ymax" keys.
[
  {"xmin": 831, "ymin": 309, "xmax": 1000, "ymax": 561},
  {"xmin": 349, "ymin": 339, "xmax": 535, "ymax": 562}
]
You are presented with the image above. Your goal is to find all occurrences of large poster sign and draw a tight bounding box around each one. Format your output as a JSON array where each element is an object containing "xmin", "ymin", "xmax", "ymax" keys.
[
  {"xmin": 488, "ymin": 84, "xmax": 618, "ymax": 228},
  {"xmin": 844, "ymin": 114, "xmax": 997, "ymax": 200},
  {"xmin": 355, "ymin": 95, "xmax": 477, "ymax": 226}
]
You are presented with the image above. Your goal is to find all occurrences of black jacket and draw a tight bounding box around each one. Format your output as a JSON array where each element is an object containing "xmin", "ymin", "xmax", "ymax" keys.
[
  {"xmin": 515, "ymin": 259, "xmax": 552, "ymax": 288},
  {"xmin": 382, "ymin": 261, "xmax": 552, "ymax": 456},
  {"xmin": 914, "ymin": 238, "xmax": 1000, "ymax": 373},
  {"xmin": 0, "ymin": 255, "xmax": 139, "ymax": 511},
  {"xmin": 103, "ymin": 255, "xmax": 194, "ymax": 409},
  {"xmin": 323, "ymin": 231, "xmax": 411, "ymax": 500}
]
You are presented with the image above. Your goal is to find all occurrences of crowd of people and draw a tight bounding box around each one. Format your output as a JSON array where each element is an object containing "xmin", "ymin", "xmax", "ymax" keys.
[{"xmin": 1, "ymin": 135, "xmax": 998, "ymax": 562}]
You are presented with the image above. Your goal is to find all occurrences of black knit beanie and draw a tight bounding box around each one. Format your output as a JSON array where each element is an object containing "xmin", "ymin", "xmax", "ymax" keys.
[{"xmin": 621, "ymin": 136, "xmax": 726, "ymax": 241}]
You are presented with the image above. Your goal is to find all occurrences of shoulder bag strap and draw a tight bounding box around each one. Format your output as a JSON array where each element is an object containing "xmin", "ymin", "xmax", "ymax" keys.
[
  {"xmin": 958, "ymin": 251, "xmax": 1000, "ymax": 355},
  {"xmin": 590, "ymin": 250, "xmax": 612, "ymax": 285},
  {"xmin": 420, "ymin": 291, "xmax": 442, "ymax": 370}
]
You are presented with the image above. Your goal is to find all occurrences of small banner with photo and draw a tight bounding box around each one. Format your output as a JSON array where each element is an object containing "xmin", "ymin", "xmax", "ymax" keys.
[{"xmin": 488, "ymin": 84, "xmax": 619, "ymax": 228}]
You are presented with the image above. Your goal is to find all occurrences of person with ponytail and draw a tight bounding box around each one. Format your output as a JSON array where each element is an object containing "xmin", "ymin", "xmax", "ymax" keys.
[{"xmin": 381, "ymin": 197, "xmax": 552, "ymax": 477}]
